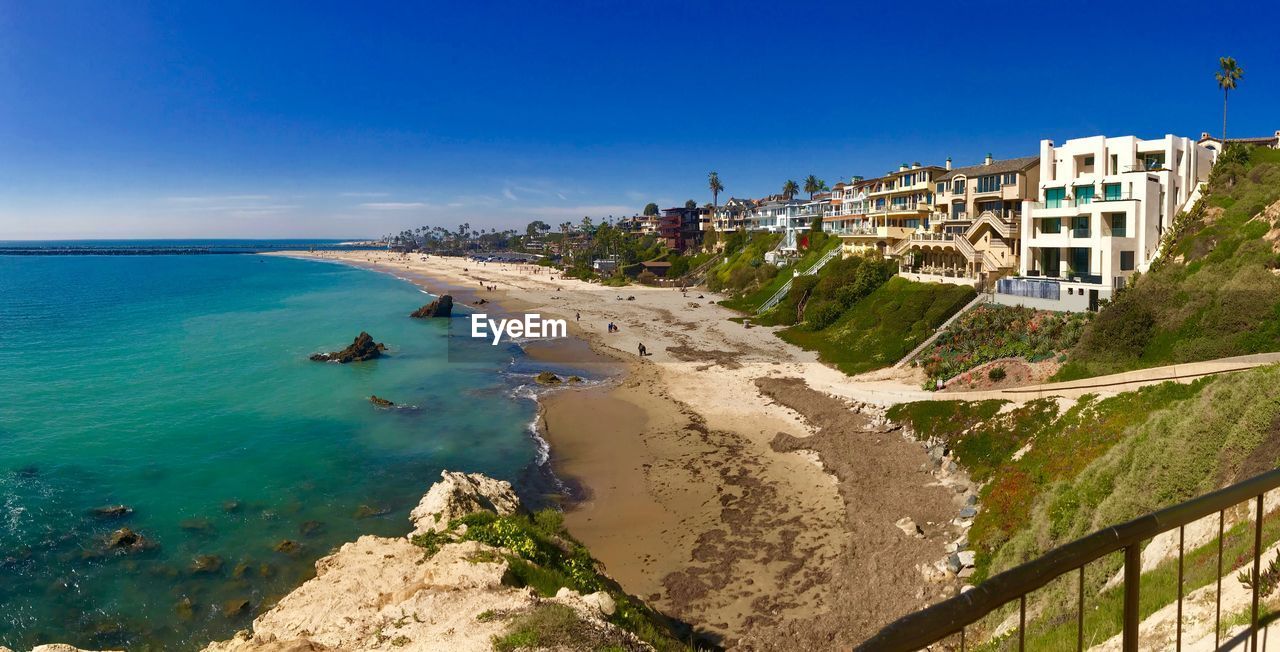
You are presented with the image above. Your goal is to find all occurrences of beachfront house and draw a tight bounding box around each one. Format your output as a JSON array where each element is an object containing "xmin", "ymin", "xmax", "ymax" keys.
[
  {"xmin": 659, "ymin": 205, "xmax": 706, "ymax": 252},
  {"xmin": 895, "ymin": 154, "xmax": 1040, "ymax": 287},
  {"xmin": 837, "ymin": 163, "xmax": 945, "ymax": 259},
  {"xmin": 994, "ymin": 134, "xmax": 1213, "ymax": 311}
]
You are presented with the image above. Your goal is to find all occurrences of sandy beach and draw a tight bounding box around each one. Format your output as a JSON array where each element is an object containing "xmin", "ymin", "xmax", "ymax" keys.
[{"xmin": 269, "ymin": 249, "xmax": 967, "ymax": 649}]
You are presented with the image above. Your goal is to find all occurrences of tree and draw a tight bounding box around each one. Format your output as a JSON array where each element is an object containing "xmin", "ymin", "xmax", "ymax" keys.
[
  {"xmin": 803, "ymin": 175, "xmax": 828, "ymax": 199},
  {"xmin": 525, "ymin": 220, "xmax": 550, "ymax": 237},
  {"xmin": 684, "ymin": 199, "xmax": 697, "ymax": 210},
  {"xmin": 782, "ymin": 180, "xmax": 799, "ymax": 200},
  {"xmin": 643, "ymin": 202, "xmax": 660, "ymax": 217},
  {"xmin": 708, "ymin": 171, "xmax": 724, "ymax": 228},
  {"xmin": 1216, "ymin": 56, "xmax": 1244, "ymax": 143}
]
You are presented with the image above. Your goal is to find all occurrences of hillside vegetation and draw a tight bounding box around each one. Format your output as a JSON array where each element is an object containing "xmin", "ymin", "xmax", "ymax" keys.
[
  {"xmin": 917, "ymin": 305, "xmax": 1090, "ymax": 388},
  {"xmin": 889, "ymin": 365, "xmax": 1280, "ymax": 648},
  {"xmin": 1055, "ymin": 144, "xmax": 1280, "ymax": 380},
  {"xmin": 779, "ymin": 275, "xmax": 975, "ymax": 375},
  {"xmin": 717, "ymin": 233, "xmax": 838, "ymax": 313}
]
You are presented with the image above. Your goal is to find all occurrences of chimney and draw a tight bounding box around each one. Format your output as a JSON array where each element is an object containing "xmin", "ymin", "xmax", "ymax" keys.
[
  {"xmin": 945, "ymin": 157, "xmax": 952, "ymax": 171},
  {"xmin": 984, "ymin": 153, "xmax": 993, "ymax": 166},
  {"xmin": 912, "ymin": 161, "xmax": 921, "ymax": 169},
  {"xmin": 853, "ymin": 175, "xmax": 863, "ymax": 182},
  {"xmin": 1201, "ymin": 131, "xmax": 1211, "ymax": 141},
  {"xmin": 899, "ymin": 163, "xmax": 909, "ymax": 172}
]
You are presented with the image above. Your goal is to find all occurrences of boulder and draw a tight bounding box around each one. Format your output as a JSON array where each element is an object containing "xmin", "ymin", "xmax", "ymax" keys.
[
  {"xmin": 190, "ymin": 555, "xmax": 224, "ymax": 575},
  {"xmin": 105, "ymin": 527, "xmax": 155, "ymax": 554},
  {"xmin": 223, "ymin": 598, "xmax": 251, "ymax": 618},
  {"xmin": 409, "ymin": 471, "xmax": 521, "ymax": 534},
  {"xmin": 894, "ymin": 516, "xmax": 924, "ymax": 539},
  {"xmin": 410, "ymin": 295, "xmax": 453, "ymax": 318},
  {"xmin": 353, "ymin": 505, "xmax": 389, "ymax": 519},
  {"xmin": 310, "ymin": 332, "xmax": 386, "ymax": 363},
  {"xmin": 368, "ymin": 395, "xmax": 394, "ymax": 408},
  {"xmin": 89, "ymin": 505, "xmax": 133, "ymax": 520},
  {"xmin": 298, "ymin": 520, "xmax": 324, "ymax": 537},
  {"xmin": 274, "ymin": 540, "xmax": 301, "ymax": 555},
  {"xmin": 535, "ymin": 372, "xmax": 562, "ymax": 385}
]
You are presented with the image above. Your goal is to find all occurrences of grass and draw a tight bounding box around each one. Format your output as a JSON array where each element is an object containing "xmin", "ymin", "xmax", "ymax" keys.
[
  {"xmin": 1054, "ymin": 145, "xmax": 1280, "ymax": 381},
  {"xmin": 719, "ymin": 235, "xmax": 838, "ymax": 313},
  {"xmin": 893, "ymin": 364, "xmax": 1280, "ymax": 649},
  {"xmin": 705, "ymin": 232, "xmax": 782, "ymax": 300},
  {"xmin": 412, "ymin": 509, "xmax": 694, "ymax": 651},
  {"xmin": 779, "ymin": 276, "xmax": 975, "ymax": 375}
]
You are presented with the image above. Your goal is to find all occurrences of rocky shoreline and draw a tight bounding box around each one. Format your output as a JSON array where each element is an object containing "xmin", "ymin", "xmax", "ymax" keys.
[{"xmin": 5, "ymin": 471, "xmax": 671, "ymax": 652}]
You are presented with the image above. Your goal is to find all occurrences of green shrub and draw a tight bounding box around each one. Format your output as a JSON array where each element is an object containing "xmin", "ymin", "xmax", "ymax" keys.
[{"xmin": 987, "ymin": 367, "xmax": 1007, "ymax": 381}]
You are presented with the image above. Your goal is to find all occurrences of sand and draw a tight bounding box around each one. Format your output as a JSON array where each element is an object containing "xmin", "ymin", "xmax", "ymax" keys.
[{"xmin": 265, "ymin": 250, "xmax": 968, "ymax": 649}]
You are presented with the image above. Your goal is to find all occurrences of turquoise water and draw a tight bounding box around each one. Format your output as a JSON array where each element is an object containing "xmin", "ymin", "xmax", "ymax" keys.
[{"xmin": 0, "ymin": 254, "xmax": 559, "ymax": 650}]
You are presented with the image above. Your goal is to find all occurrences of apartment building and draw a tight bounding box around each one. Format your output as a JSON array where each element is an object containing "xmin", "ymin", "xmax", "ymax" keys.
[
  {"xmin": 658, "ymin": 205, "xmax": 706, "ymax": 252},
  {"xmin": 838, "ymin": 163, "xmax": 945, "ymax": 258},
  {"xmin": 995, "ymin": 134, "xmax": 1212, "ymax": 311},
  {"xmin": 896, "ymin": 154, "xmax": 1040, "ymax": 287}
]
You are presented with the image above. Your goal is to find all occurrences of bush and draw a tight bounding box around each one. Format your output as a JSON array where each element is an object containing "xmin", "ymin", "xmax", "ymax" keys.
[
  {"xmin": 919, "ymin": 305, "xmax": 1089, "ymax": 386},
  {"xmin": 987, "ymin": 367, "xmax": 1007, "ymax": 381},
  {"xmin": 637, "ymin": 270, "xmax": 658, "ymax": 286}
]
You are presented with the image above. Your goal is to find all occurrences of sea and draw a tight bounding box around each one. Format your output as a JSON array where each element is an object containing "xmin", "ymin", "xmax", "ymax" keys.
[{"xmin": 0, "ymin": 241, "xmax": 583, "ymax": 650}]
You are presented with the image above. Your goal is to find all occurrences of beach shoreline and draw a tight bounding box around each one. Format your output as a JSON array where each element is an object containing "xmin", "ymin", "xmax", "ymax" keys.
[{"xmin": 267, "ymin": 249, "xmax": 965, "ymax": 648}]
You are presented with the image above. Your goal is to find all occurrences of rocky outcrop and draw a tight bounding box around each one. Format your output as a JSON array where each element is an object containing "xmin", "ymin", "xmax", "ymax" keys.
[
  {"xmin": 410, "ymin": 295, "xmax": 453, "ymax": 318},
  {"xmin": 408, "ymin": 470, "xmax": 521, "ymax": 534},
  {"xmin": 201, "ymin": 471, "xmax": 648, "ymax": 652},
  {"xmin": 309, "ymin": 332, "xmax": 385, "ymax": 363},
  {"xmin": 535, "ymin": 371, "xmax": 563, "ymax": 385},
  {"xmin": 368, "ymin": 395, "xmax": 394, "ymax": 407},
  {"xmin": 89, "ymin": 505, "xmax": 132, "ymax": 520},
  {"xmin": 0, "ymin": 646, "xmax": 122, "ymax": 652}
]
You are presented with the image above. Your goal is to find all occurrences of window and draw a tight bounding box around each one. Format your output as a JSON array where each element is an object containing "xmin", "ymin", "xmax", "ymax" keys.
[
  {"xmin": 1072, "ymin": 216, "xmax": 1089, "ymax": 237},
  {"xmin": 1075, "ymin": 185, "xmax": 1094, "ymax": 205},
  {"xmin": 1002, "ymin": 172, "xmax": 1017, "ymax": 186},
  {"xmin": 1120, "ymin": 251, "xmax": 1135, "ymax": 271},
  {"xmin": 901, "ymin": 173, "xmax": 915, "ymax": 186},
  {"xmin": 953, "ymin": 179, "xmax": 966, "ymax": 194},
  {"xmin": 1084, "ymin": 156, "xmax": 1094, "ymax": 166},
  {"xmin": 977, "ymin": 174, "xmax": 1000, "ymax": 193},
  {"xmin": 1110, "ymin": 214, "xmax": 1127, "ymax": 237},
  {"xmin": 1103, "ymin": 183, "xmax": 1122, "ymax": 200},
  {"xmin": 1070, "ymin": 248, "xmax": 1090, "ymax": 275},
  {"xmin": 1041, "ymin": 217, "xmax": 1061, "ymax": 234},
  {"xmin": 1045, "ymin": 187, "xmax": 1066, "ymax": 209},
  {"xmin": 936, "ymin": 182, "xmax": 945, "ymax": 194}
]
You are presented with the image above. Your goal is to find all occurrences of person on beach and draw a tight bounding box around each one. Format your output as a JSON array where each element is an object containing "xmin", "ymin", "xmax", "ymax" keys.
[
  {"xmin": 637, "ymin": 342, "xmax": 647, "ymax": 357},
  {"xmin": 575, "ymin": 311, "xmax": 580, "ymax": 321}
]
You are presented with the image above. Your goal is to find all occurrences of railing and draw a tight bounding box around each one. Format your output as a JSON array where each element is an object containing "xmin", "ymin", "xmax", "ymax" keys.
[
  {"xmin": 755, "ymin": 245, "xmax": 841, "ymax": 315},
  {"xmin": 858, "ymin": 466, "xmax": 1280, "ymax": 652}
]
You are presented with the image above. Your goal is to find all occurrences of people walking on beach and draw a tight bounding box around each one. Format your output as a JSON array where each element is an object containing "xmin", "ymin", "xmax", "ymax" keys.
[
  {"xmin": 607, "ymin": 321, "xmax": 617, "ymax": 333},
  {"xmin": 575, "ymin": 311, "xmax": 580, "ymax": 321},
  {"xmin": 637, "ymin": 342, "xmax": 647, "ymax": 357}
]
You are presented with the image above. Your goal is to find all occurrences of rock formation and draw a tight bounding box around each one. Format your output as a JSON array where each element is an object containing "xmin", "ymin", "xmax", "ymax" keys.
[
  {"xmin": 200, "ymin": 470, "xmax": 649, "ymax": 651},
  {"xmin": 408, "ymin": 470, "xmax": 521, "ymax": 535},
  {"xmin": 368, "ymin": 395, "xmax": 394, "ymax": 407},
  {"xmin": 309, "ymin": 332, "xmax": 386, "ymax": 363},
  {"xmin": 410, "ymin": 295, "xmax": 453, "ymax": 318},
  {"xmin": 88, "ymin": 505, "xmax": 132, "ymax": 520},
  {"xmin": 535, "ymin": 371, "xmax": 563, "ymax": 385}
]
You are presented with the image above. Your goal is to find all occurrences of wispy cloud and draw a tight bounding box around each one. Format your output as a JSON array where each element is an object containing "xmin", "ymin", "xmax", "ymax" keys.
[
  {"xmin": 359, "ymin": 202, "xmax": 428, "ymax": 210},
  {"xmin": 339, "ymin": 191, "xmax": 390, "ymax": 198},
  {"xmin": 162, "ymin": 194, "xmax": 272, "ymax": 203},
  {"xmin": 502, "ymin": 187, "xmax": 519, "ymax": 201}
]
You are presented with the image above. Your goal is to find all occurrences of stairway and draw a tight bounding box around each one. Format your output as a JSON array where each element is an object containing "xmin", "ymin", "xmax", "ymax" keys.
[
  {"xmin": 892, "ymin": 292, "xmax": 990, "ymax": 369},
  {"xmin": 755, "ymin": 245, "xmax": 842, "ymax": 315}
]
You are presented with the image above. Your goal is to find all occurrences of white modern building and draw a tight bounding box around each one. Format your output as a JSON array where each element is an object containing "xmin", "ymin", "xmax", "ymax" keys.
[{"xmin": 995, "ymin": 134, "xmax": 1213, "ymax": 311}]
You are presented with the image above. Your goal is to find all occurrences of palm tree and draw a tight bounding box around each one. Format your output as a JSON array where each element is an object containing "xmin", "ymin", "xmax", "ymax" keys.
[
  {"xmin": 708, "ymin": 171, "xmax": 724, "ymax": 225},
  {"xmin": 1216, "ymin": 56, "xmax": 1244, "ymax": 142},
  {"xmin": 803, "ymin": 175, "xmax": 828, "ymax": 199},
  {"xmin": 782, "ymin": 180, "xmax": 799, "ymax": 200}
]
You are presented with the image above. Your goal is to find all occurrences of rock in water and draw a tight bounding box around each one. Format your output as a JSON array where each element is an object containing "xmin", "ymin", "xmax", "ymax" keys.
[
  {"xmin": 535, "ymin": 371, "xmax": 562, "ymax": 385},
  {"xmin": 310, "ymin": 332, "xmax": 386, "ymax": 363},
  {"xmin": 410, "ymin": 294, "xmax": 453, "ymax": 318},
  {"xmin": 369, "ymin": 395, "xmax": 394, "ymax": 408},
  {"xmin": 105, "ymin": 527, "xmax": 156, "ymax": 554},
  {"xmin": 89, "ymin": 505, "xmax": 133, "ymax": 520},
  {"xmin": 409, "ymin": 471, "xmax": 521, "ymax": 534}
]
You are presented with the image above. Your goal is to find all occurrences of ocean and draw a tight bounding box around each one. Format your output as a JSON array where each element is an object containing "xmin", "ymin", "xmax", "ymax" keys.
[{"xmin": 0, "ymin": 249, "xmax": 573, "ymax": 650}]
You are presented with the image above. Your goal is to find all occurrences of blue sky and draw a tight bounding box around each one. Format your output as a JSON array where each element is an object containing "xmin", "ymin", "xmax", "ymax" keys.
[{"xmin": 2, "ymin": 1, "xmax": 1278, "ymax": 239}]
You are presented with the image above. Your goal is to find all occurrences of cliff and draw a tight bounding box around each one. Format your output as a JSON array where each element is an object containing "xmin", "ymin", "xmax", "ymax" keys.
[{"xmin": 198, "ymin": 471, "xmax": 676, "ymax": 651}]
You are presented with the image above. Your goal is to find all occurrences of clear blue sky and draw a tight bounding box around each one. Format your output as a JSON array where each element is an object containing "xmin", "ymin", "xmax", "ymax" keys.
[{"xmin": 2, "ymin": 0, "xmax": 1278, "ymax": 239}]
